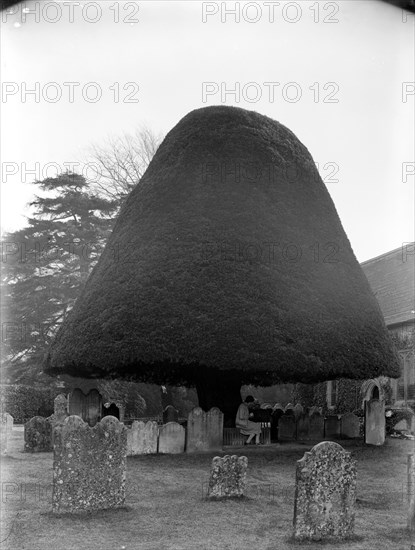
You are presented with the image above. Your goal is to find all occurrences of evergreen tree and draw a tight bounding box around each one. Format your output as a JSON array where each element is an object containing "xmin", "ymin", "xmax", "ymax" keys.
[{"xmin": 1, "ymin": 172, "xmax": 117, "ymax": 383}]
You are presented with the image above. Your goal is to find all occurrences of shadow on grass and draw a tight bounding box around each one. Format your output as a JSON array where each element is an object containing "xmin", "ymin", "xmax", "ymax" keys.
[
  {"xmin": 41, "ymin": 505, "xmax": 134, "ymax": 521},
  {"xmin": 285, "ymin": 534, "xmax": 365, "ymax": 546}
]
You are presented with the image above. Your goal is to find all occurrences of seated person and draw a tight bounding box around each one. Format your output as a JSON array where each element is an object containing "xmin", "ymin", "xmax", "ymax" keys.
[{"xmin": 235, "ymin": 395, "xmax": 262, "ymax": 445}]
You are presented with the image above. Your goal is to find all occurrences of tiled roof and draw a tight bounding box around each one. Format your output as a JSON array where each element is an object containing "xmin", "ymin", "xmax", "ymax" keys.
[{"xmin": 361, "ymin": 244, "xmax": 415, "ymax": 327}]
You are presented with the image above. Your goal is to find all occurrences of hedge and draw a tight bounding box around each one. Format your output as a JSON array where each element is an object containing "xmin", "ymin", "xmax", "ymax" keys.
[{"xmin": 0, "ymin": 384, "xmax": 61, "ymax": 423}]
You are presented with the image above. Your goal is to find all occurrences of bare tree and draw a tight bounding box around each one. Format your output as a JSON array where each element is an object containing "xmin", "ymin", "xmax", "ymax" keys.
[{"xmin": 86, "ymin": 126, "xmax": 163, "ymax": 205}]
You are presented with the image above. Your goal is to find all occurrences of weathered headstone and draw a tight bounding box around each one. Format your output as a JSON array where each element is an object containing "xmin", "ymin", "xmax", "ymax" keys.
[
  {"xmin": 297, "ymin": 414, "xmax": 311, "ymax": 441},
  {"xmin": 0, "ymin": 413, "xmax": 13, "ymax": 454},
  {"xmin": 158, "ymin": 422, "xmax": 185, "ymax": 454},
  {"xmin": 48, "ymin": 394, "xmax": 69, "ymax": 429},
  {"xmin": 54, "ymin": 394, "xmax": 68, "ymax": 418},
  {"xmin": 340, "ymin": 413, "xmax": 360, "ymax": 439},
  {"xmin": 271, "ymin": 406, "xmax": 284, "ymax": 441},
  {"xmin": 24, "ymin": 416, "xmax": 52, "ymax": 452},
  {"xmin": 186, "ymin": 407, "xmax": 224, "ymax": 452},
  {"xmin": 207, "ymin": 455, "xmax": 248, "ymax": 499},
  {"xmin": 408, "ymin": 454, "xmax": 415, "ymax": 532},
  {"xmin": 293, "ymin": 404, "xmax": 304, "ymax": 419},
  {"xmin": 325, "ymin": 415, "xmax": 340, "ymax": 439},
  {"xmin": 52, "ymin": 415, "xmax": 127, "ymax": 513},
  {"xmin": 309, "ymin": 406, "xmax": 323, "ymax": 416},
  {"xmin": 163, "ymin": 405, "xmax": 179, "ymax": 424},
  {"xmin": 285, "ymin": 403, "xmax": 294, "ymax": 414},
  {"xmin": 308, "ymin": 412, "xmax": 324, "ymax": 440},
  {"xmin": 293, "ymin": 441, "xmax": 356, "ymax": 540},
  {"xmin": 365, "ymin": 399, "xmax": 385, "ymax": 446},
  {"xmin": 127, "ymin": 420, "xmax": 158, "ymax": 455},
  {"xmin": 278, "ymin": 414, "xmax": 297, "ymax": 441}
]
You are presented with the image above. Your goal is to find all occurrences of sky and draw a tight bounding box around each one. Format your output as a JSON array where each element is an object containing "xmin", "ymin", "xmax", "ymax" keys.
[{"xmin": 1, "ymin": 0, "xmax": 414, "ymax": 262}]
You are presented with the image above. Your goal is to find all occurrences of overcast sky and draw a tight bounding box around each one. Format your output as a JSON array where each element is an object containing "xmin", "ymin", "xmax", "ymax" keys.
[{"xmin": 1, "ymin": 0, "xmax": 414, "ymax": 261}]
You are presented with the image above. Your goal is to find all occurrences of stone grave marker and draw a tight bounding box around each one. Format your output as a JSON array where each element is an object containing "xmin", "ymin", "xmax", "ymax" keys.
[
  {"xmin": 293, "ymin": 441, "xmax": 356, "ymax": 540},
  {"xmin": 158, "ymin": 421, "xmax": 185, "ymax": 454},
  {"xmin": 127, "ymin": 420, "xmax": 158, "ymax": 455},
  {"xmin": 365, "ymin": 399, "xmax": 385, "ymax": 445},
  {"xmin": 163, "ymin": 405, "xmax": 179, "ymax": 424},
  {"xmin": 293, "ymin": 404, "xmax": 304, "ymax": 420},
  {"xmin": 278, "ymin": 414, "xmax": 296, "ymax": 441},
  {"xmin": 408, "ymin": 453, "xmax": 415, "ymax": 532},
  {"xmin": 207, "ymin": 455, "xmax": 248, "ymax": 499},
  {"xmin": 340, "ymin": 413, "xmax": 360, "ymax": 439},
  {"xmin": 297, "ymin": 414, "xmax": 311, "ymax": 441},
  {"xmin": 309, "ymin": 406, "xmax": 323, "ymax": 416},
  {"xmin": 271, "ymin": 406, "xmax": 284, "ymax": 441},
  {"xmin": 186, "ymin": 407, "xmax": 223, "ymax": 452},
  {"xmin": 52, "ymin": 415, "xmax": 127, "ymax": 513},
  {"xmin": 24, "ymin": 416, "xmax": 52, "ymax": 452},
  {"xmin": 48, "ymin": 394, "xmax": 69, "ymax": 445},
  {"xmin": 1, "ymin": 413, "xmax": 13, "ymax": 454},
  {"xmin": 325, "ymin": 415, "xmax": 340, "ymax": 439},
  {"xmin": 309, "ymin": 412, "xmax": 324, "ymax": 440}
]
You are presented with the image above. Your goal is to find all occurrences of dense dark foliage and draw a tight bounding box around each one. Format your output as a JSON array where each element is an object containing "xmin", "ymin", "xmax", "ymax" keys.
[
  {"xmin": 45, "ymin": 106, "xmax": 400, "ymax": 388},
  {"xmin": 0, "ymin": 384, "xmax": 61, "ymax": 423}
]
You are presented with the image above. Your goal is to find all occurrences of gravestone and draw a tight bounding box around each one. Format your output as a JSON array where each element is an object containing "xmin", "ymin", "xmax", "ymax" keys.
[
  {"xmin": 54, "ymin": 394, "xmax": 68, "ymax": 418},
  {"xmin": 285, "ymin": 403, "xmax": 294, "ymax": 414},
  {"xmin": 163, "ymin": 405, "xmax": 179, "ymax": 424},
  {"xmin": 297, "ymin": 414, "xmax": 311, "ymax": 441},
  {"xmin": 309, "ymin": 412, "xmax": 324, "ymax": 440},
  {"xmin": 325, "ymin": 415, "xmax": 340, "ymax": 439},
  {"xmin": 48, "ymin": 394, "xmax": 69, "ymax": 442},
  {"xmin": 271, "ymin": 406, "xmax": 284, "ymax": 441},
  {"xmin": 207, "ymin": 455, "xmax": 248, "ymax": 499},
  {"xmin": 309, "ymin": 406, "xmax": 323, "ymax": 416},
  {"xmin": 293, "ymin": 441, "xmax": 356, "ymax": 540},
  {"xmin": 24, "ymin": 416, "xmax": 52, "ymax": 452},
  {"xmin": 365, "ymin": 399, "xmax": 385, "ymax": 445},
  {"xmin": 0, "ymin": 413, "xmax": 13, "ymax": 454},
  {"xmin": 186, "ymin": 407, "xmax": 224, "ymax": 452},
  {"xmin": 408, "ymin": 454, "xmax": 415, "ymax": 532},
  {"xmin": 127, "ymin": 420, "xmax": 158, "ymax": 455},
  {"xmin": 278, "ymin": 414, "xmax": 297, "ymax": 441},
  {"xmin": 293, "ymin": 404, "xmax": 304, "ymax": 419},
  {"xmin": 52, "ymin": 415, "xmax": 127, "ymax": 513},
  {"xmin": 340, "ymin": 413, "xmax": 360, "ymax": 439},
  {"xmin": 158, "ymin": 422, "xmax": 185, "ymax": 454}
]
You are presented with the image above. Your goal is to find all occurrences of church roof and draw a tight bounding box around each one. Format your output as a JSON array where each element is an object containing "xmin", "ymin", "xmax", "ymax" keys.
[{"xmin": 361, "ymin": 245, "xmax": 415, "ymax": 327}]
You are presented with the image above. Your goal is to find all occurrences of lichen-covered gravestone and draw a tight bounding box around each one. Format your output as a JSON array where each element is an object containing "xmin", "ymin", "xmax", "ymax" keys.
[
  {"xmin": 207, "ymin": 455, "xmax": 248, "ymax": 499},
  {"xmin": 309, "ymin": 412, "xmax": 324, "ymax": 440},
  {"xmin": 1, "ymin": 413, "xmax": 13, "ymax": 454},
  {"xmin": 186, "ymin": 407, "xmax": 224, "ymax": 452},
  {"xmin": 340, "ymin": 413, "xmax": 360, "ymax": 439},
  {"xmin": 365, "ymin": 399, "xmax": 385, "ymax": 445},
  {"xmin": 24, "ymin": 416, "xmax": 52, "ymax": 452},
  {"xmin": 278, "ymin": 414, "xmax": 297, "ymax": 441},
  {"xmin": 325, "ymin": 415, "xmax": 340, "ymax": 439},
  {"xmin": 52, "ymin": 415, "xmax": 127, "ymax": 513},
  {"xmin": 297, "ymin": 414, "xmax": 311, "ymax": 441},
  {"xmin": 408, "ymin": 453, "xmax": 415, "ymax": 532},
  {"xmin": 293, "ymin": 404, "xmax": 304, "ymax": 419},
  {"xmin": 293, "ymin": 441, "xmax": 356, "ymax": 541},
  {"xmin": 158, "ymin": 421, "xmax": 185, "ymax": 453},
  {"xmin": 127, "ymin": 420, "xmax": 158, "ymax": 455}
]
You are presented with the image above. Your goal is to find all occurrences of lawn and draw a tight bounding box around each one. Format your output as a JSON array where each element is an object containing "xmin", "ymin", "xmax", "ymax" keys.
[{"xmin": 1, "ymin": 427, "xmax": 414, "ymax": 550}]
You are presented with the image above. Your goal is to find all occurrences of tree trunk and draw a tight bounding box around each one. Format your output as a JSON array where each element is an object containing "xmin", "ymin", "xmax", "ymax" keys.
[{"xmin": 195, "ymin": 371, "xmax": 242, "ymax": 427}]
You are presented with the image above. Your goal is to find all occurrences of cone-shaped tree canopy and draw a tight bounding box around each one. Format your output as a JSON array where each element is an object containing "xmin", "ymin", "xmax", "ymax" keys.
[{"xmin": 44, "ymin": 106, "xmax": 400, "ymax": 386}]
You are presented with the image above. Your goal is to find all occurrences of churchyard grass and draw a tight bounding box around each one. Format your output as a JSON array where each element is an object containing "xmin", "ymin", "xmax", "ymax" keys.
[{"xmin": 1, "ymin": 427, "xmax": 413, "ymax": 550}]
